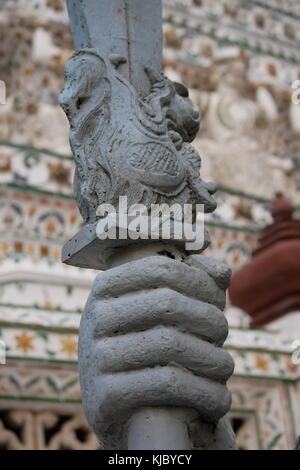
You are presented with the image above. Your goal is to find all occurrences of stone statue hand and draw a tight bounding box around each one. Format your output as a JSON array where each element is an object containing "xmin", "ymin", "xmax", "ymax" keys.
[{"xmin": 78, "ymin": 254, "xmax": 235, "ymax": 449}]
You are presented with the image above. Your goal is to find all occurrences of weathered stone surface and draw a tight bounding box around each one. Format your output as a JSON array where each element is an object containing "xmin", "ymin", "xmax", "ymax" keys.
[
  {"xmin": 62, "ymin": 0, "xmax": 236, "ymax": 450},
  {"xmin": 66, "ymin": 0, "xmax": 163, "ymax": 97},
  {"xmin": 61, "ymin": 221, "xmax": 211, "ymax": 270},
  {"xmin": 78, "ymin": 254, "xmax": 235, "ymax": 449},
  {"xmin": 59, "ymin": 48, "xmax": 216, "ymax": 227}
]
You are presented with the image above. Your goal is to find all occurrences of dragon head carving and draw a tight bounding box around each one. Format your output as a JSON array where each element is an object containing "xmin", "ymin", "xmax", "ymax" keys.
[{"xmin": 59, "ymin": 49, "xmax": 216, "ymax": 225}]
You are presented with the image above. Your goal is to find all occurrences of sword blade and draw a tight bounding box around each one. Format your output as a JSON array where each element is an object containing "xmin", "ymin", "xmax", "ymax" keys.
[{"xmin": 66, "ymin": 0, "xmax": 162, "ymax": 96}]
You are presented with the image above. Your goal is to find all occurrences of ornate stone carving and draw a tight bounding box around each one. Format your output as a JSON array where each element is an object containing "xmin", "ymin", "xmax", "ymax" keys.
[
  {"xmin": 59, "ymin": 49, "xmax": 216, "ymax": 224},
  {"xmin": 0, "ymin": 410, "xmax": 99, "ymax": 450},
  {"xmin": 61, "ymin": 1, "xmax": 236, "ymax": 451}
]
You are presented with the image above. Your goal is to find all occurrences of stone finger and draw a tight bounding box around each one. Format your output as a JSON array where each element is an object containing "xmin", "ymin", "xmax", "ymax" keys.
[
  {"xmin": 91, "ymin": 288, "xmax": 228, "ymax": 346},
  {"xmin": 94, "ymin": 327, "xmax": 234, "ymax": 383},
  {"xmin": 91, "ymin": 255, "xmax": 226, "ymax": 309}
]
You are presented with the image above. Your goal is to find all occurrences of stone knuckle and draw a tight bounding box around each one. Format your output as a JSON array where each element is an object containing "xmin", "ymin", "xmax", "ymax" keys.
[
  {"xmin": 222, "ymin": 387, "xmax": 232, "ymax": 414},
  {"xmin": 216, "ymin": 315, "xmax": 229, "ymax": 342},
  {"xmin": 147, "ymin": 255, "xmax": 175, "ymax": 270},
  {"xmin": 158, "ymin": 367, "xmax": 182, "ymax": 387},
  {"xmin": 157, "ymin": 288, "xmax": 179, "ymax": 311},
  {"xmin": 156, "ymin": 328, "xmax": 180, "ymax": 350},
  {"xmin": 223, "ymin": 351, "xmax": 235, "ymax": 377},
  {"xmin": 88, "ymin": 302, "xmax": 107, "ymax": 321},
  {"xmin": 208, "ymin": 388, "xmax": 232, "ymax": 421},
  {"xmin": 148, "ymin": 259, "xmax": 181, "ymax": 282},
  {"xmin": 93, "ymin": 273, "xmax": 106, "ymax": 292}
]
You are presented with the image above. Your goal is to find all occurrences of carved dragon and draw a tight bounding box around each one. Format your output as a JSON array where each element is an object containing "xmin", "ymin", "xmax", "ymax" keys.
[{"xmin": 59, "ymin": 49, "xmax": 216, "ymax": 225}]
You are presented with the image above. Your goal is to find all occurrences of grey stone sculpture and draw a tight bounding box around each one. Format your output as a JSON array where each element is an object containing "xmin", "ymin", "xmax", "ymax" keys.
[
  {"xmin": 60, "ymin": 0, "xmax": 237, "ymax": 450},
  {"xmin": 79, "ymin": 254, "xmax": 236, "ymax": 449},
  {"xmin": 59, "ymin": 49, "xmax": 217, "ymax": 225}
]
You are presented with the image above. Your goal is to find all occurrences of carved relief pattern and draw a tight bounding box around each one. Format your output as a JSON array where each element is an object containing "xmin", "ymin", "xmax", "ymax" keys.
[
  {"xmin": 0, "ymin": 410, "xmax": 100, "ymax": 450},
  {"xmin": 229, "ymin": 377, "xmax": 295, "ymax": 450},
  {"xmin": 59, "ymin": 49, "xmax": 216, "ymax": 224},
  {"xmin": 0, "ymin": 366, "xmax": 80, "ymax": 402}
]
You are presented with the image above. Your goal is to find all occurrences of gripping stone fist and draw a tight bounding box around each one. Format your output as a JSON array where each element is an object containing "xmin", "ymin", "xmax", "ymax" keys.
[{"xmin": 78, "ymin": 254, "xmax": 236, "ymax": 449}]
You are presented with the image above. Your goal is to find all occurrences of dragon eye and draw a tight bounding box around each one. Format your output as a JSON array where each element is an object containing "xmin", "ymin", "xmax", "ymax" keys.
[{"xmin": 76, "ymin": 96, "xmax": 87, "ymax": 109}]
